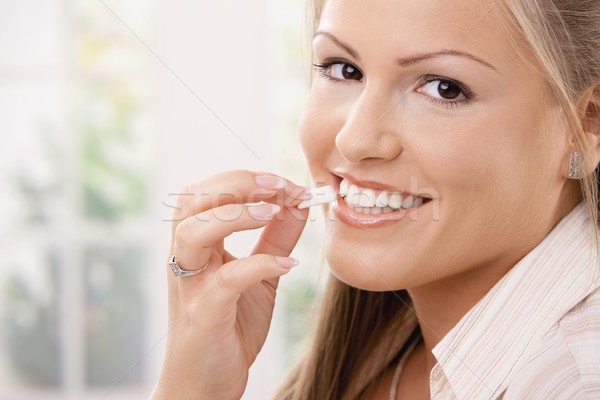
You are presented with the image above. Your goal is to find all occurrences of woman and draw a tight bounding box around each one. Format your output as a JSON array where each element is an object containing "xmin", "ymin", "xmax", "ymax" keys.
[{"xmin": 151, "ymin": 0, "xmax": 600, "ymax": 398}]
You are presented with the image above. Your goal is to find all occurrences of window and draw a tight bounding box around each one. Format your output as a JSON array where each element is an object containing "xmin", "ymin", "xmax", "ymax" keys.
[{"xmin": 0, "ymin": 1, "xmax": 324, "ymax": 398}]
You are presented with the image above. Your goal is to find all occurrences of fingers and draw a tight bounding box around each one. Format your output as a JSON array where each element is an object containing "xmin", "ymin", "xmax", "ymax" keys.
[
  {"xmin": 203, "ymin": 254, "xmax": 299, "ymax": 310},
  {"xmin": 249, "ymin": 206, "xmax": 309, "ymax": 291},
  {"xmin": 252, "ymin": 205, "xmax": 308, "ymax": 257},
  {"xmin": 166, "ymin": 169, "xmax": 311, "ymax": 304},
  {"xmin": 172, "ymin": 203, "xmax": 282, "ymax": 271},
  {"xmin": 171, "ymin": 170, "xmax": 311, "ymax": 235}
]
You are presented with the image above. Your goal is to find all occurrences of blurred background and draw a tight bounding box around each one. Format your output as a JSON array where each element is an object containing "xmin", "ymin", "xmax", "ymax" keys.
[{"xmin": 0, "ymin": 0, "xmax": 330, "ymax": 398}]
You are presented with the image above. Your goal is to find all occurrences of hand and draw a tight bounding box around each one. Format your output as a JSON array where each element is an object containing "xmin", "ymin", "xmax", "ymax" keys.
[{"xmin": 151, "ymin": 170, "xmax": 311, "ymax": 400}]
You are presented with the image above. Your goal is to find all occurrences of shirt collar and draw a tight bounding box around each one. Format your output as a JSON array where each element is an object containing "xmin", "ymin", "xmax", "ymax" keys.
[{"xmin": 431, "ymin": 200, "xmax": 600, "ymax": 399}]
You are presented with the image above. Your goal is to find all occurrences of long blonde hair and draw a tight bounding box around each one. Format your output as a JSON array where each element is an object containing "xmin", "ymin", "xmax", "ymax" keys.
[{"xmin": 271, "ymin": 1, "xmax": 600, "ymax": 399}]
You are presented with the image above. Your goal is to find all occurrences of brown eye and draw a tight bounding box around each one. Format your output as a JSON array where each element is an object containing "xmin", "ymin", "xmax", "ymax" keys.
[
  {"xmin": 330, "ymin": 63, "xmax": 363, "ymax": 81},
  {"xmin": 437, "ymin": 81, "xmax": 461, "ymax": 99},
  {"xmin": 341, "ymin": 64, "xmax": 362, "ymax": 80},
  {"xmin": 418, "ymin": 77, "xmax": 469, "ymax": 108}
]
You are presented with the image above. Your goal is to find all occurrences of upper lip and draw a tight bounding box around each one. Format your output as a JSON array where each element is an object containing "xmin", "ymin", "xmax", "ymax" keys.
[{"xmin": 333, "ymin": 172, "xmax": 433, "ymax": 199}]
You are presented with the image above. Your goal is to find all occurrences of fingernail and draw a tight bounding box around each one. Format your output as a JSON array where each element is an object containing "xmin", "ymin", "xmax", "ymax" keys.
[
  {"xmin": 255, "ymin": 176, "xmax": 286, "ymax": 190},
  {"xmin": 248, "ymin": 203, "xmax": 281, "ymax": 219},
  {"xmin": 276, "ymin": 256, "xmax": 300, "ymax": 269}
]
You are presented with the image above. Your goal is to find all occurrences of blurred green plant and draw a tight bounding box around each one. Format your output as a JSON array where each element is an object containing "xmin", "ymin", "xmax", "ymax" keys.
[
  {"xmin": 79, "ymin": 81, "xmax": 147, "ymax": 221},
  {"xmin": 282, "ymin": 283, "xmax": 321, "ymax": 369},
  {"xmin": 10, "ymin": 125, "xmax": 65, "ymax": 225},
  {"xmin": 3, "ymin": 1, "xmax": 150, "ymax": 390},
  {"xmin": 84, "ymin": 246, "xmax": 145, "ymax": 386},
  {"xmin": 1, "ymin": 253, "xmax": 61, "ymax": 386}
]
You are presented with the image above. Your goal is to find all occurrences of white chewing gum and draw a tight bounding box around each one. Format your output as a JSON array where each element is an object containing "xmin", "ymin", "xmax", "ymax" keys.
[{"xmin": 297, "ymin": 185, "xmax": 336, "ymax": 209}]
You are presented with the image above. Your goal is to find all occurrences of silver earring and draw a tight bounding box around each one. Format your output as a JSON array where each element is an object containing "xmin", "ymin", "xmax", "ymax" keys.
[{"xmin": 567, "ymin": 151, "xmax": 583, "ymax": 179}]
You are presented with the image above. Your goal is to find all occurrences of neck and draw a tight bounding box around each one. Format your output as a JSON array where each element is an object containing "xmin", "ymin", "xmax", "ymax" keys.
[{"xmin": 407, "ymin": 259, "xmax": 513, "ymax": 374}]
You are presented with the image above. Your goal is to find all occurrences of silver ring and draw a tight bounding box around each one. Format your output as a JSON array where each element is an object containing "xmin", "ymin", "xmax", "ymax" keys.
[{"xmin": 168, "ymin": 255, "xmax": 209, "ymax": 277}]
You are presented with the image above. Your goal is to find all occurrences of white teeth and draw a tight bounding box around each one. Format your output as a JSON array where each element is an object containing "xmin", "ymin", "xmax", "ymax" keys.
[
  {"xmin": 358, "ymin": 189, "xmax": 376, "ymax": 207},
  {"xmin": 348, "ymin": 205, "xmax": 393, "ymax": 214},
  {"xmin": 347, "ymin": 184, "xmax": 360, "ymax": 202},
  {"xmin": 339, "ymin": 179, "xmax": 349, "ymax": 197},
  {"xmin": 388, "ymin": 193, "xmax": 402, "ymax": 209},
  {"xmin": 340, "ymin": 178, "xmax": 426, "ymax": 214},
  {"xmin": 402, "ymin": 195, "xmax": 414, "ymax": 209},
  {"xmin": 375, "ymin": 191, "xmax": 389, "ymax": 207}
]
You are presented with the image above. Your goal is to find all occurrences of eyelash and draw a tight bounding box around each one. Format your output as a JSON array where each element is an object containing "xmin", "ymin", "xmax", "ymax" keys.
[
  {"xmin": 312, "ymin": 60, "xmax": 357, "ymax": 83},
  {"xmin": 420, "ymin": 75, "xmax": 471, "ymax": 109},
  {"xmin": 312, "ymin": 60, "xmax": 472, "ymax": 109}
]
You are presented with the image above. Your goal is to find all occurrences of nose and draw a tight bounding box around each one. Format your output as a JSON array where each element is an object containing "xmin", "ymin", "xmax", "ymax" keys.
[{"xmin": 335, "ymin": 86, "xmax": 403, "ymax": 163}]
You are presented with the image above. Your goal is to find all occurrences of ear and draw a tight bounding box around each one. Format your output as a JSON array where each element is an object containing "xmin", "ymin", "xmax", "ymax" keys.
[{"xmin": 576, "ymin": 81, "xmax": 600, "ymax": 174}]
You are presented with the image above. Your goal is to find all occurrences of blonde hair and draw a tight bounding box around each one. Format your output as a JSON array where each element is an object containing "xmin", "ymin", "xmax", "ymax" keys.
[
  {"xmin": 271, "ymin": 1, "xmax": 600, "ymax": 399},
  {"xmin": 495, "ymin": 0, "xmax": 600, "ymax": 242}
]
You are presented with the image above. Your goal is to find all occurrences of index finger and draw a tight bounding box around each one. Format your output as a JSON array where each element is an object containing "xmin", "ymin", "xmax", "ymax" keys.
[{"xmin": 169, "ymin": 169, "xmax": 311, "ymax": 233}]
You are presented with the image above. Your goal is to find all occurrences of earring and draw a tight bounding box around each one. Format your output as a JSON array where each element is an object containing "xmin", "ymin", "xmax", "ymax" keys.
[{"xmin": 567, "ymin": 151, "xmax": 583, "ymax": 179}]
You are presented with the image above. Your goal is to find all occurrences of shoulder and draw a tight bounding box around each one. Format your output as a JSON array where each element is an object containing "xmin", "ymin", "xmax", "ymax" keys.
[{"xmin": 502, "ymin": 287, "xmax": 600, "ymax": 399}]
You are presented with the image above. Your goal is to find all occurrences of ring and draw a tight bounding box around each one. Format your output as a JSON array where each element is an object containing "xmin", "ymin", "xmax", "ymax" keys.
[{"xmin": 168, "ymin": 255, "xmax": 209, "ymax": 277}]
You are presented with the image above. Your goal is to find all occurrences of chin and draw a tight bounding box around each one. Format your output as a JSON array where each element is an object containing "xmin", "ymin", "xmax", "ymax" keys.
[{"xmin": 325, "ymin": 249, "xmax": 410, "ymax": 292}]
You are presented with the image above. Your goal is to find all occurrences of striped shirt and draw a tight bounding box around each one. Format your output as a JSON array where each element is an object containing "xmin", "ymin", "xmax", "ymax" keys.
[
  {"xmin": 348, "ymin": 200, "xmax": 600, "ymax": 399},
  {"xmin": 430, "ymin": 200, "xmax": 600, "ymax": 399}
]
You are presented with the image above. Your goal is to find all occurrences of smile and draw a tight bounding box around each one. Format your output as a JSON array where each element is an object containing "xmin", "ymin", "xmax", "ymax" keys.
[{"xmin": 339, "ymin": 178, "xmax": 431, "ymax": 214}]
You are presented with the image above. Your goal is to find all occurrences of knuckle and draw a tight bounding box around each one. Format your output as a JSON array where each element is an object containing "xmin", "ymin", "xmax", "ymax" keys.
[
  {"xmin": 175, "ymin": 182, "xmax": 198, "ymax": 218},
  {"xmin": 229, "ymin": 169, "xmax": 256, "ymax": 190},
  {"xmin": 174, "ymin": 218, "xmax": 196, "ymax": 249},
  {"xmin": 229, "ymin": 169, "xmax": 250, "ymax": 185},
  {"xmin": 261, "ymin": 236, "xmax": 289, "ymax": 256}
]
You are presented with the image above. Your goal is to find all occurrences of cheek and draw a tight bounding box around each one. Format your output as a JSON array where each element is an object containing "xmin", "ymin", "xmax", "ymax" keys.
[
  {"xmin": 411, "ymin": 102, "xmax": 546, "ymax": 204},
  {"xmin": 414, "ymin": 100, "xmax": 558, "ymax": 248},
  {"xmin": 409, "ymin": 114, "xmax": 506, "ymax": 202}
]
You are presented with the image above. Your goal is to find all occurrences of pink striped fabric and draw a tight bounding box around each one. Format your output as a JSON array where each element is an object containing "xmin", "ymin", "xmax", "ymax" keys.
[{"xmin": 430, "ymin": 200, "xmax": 600, "ymax": 399}]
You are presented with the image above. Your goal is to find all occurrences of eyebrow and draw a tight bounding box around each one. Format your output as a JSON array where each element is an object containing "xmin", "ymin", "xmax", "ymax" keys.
[
  {"xmin": 313, "ymin": 31, "xmax": 498, "ymax": 73},
  {"xmin": 314, "ymin": 31, "xmax": 360, "ymax": 60}
]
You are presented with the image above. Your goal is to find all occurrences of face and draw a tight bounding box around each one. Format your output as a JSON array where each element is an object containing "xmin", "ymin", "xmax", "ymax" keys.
[{"xmin": 299, "ymin": 0, "xmax": 580, "ymax": 291}]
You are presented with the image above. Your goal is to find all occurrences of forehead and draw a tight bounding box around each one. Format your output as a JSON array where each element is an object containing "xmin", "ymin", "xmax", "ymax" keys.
[{"xmin": 318, "ymin": 0, "xmax": 518, "ymax": 66}]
